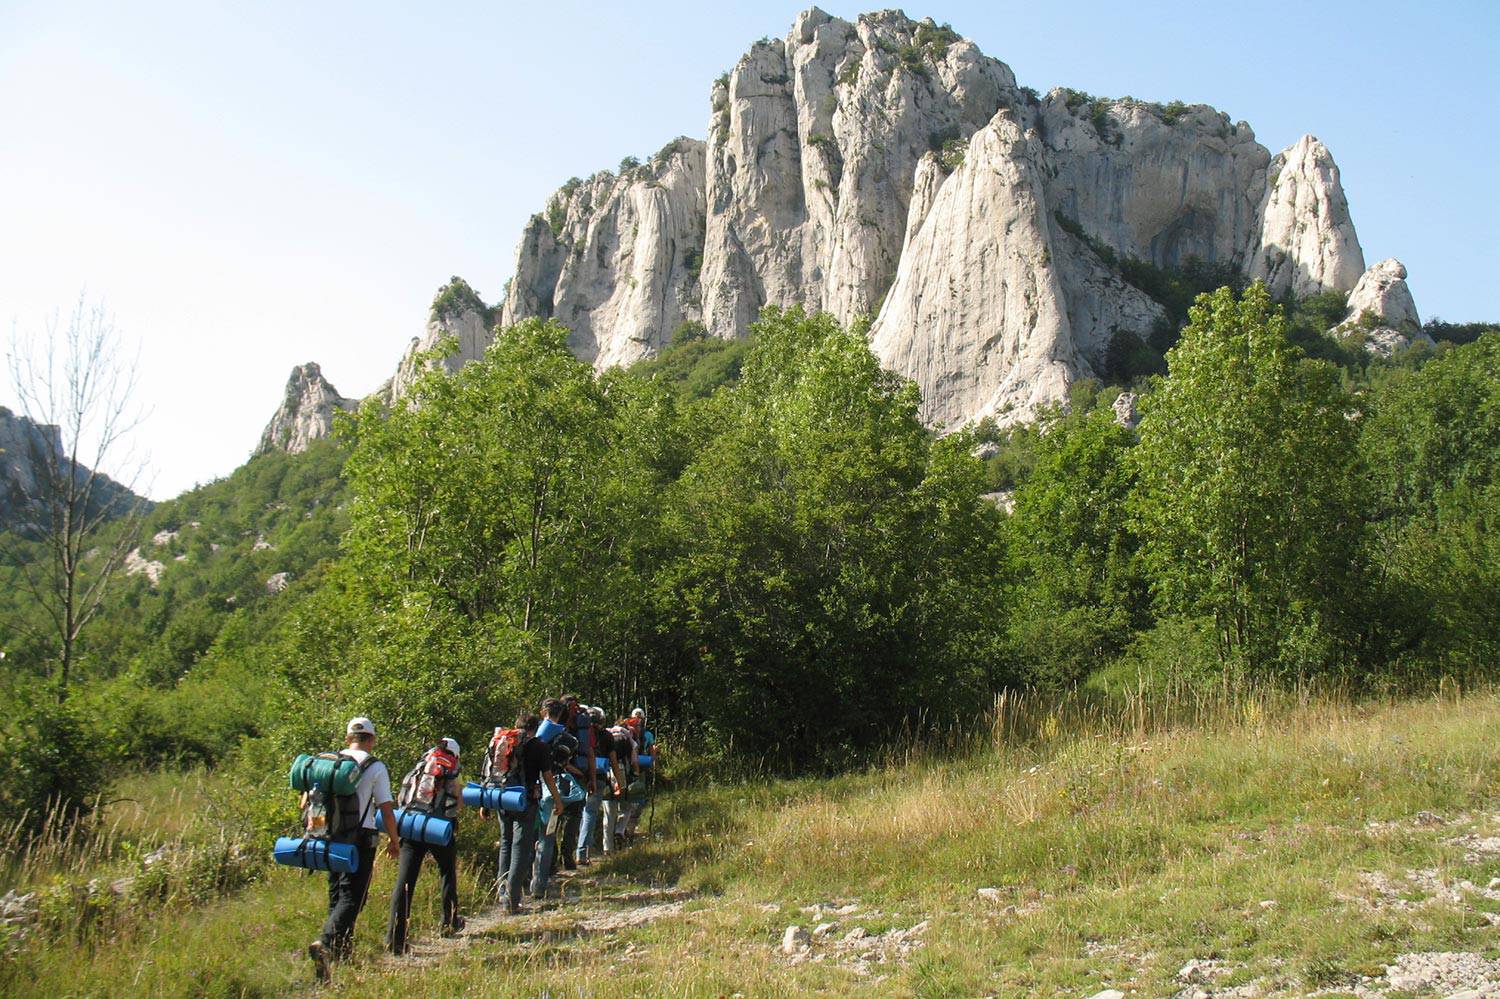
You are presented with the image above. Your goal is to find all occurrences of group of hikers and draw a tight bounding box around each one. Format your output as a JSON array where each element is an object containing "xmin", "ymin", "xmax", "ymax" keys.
[{"xmin": 295, "ymin": 694, "xmax": 656, "ymax": 982}]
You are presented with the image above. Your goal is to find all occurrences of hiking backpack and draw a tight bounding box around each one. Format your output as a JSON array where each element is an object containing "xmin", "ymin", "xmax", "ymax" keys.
[
  {"xmin": 293, "ymin": 750, "xmax": 376, "ymax": 840},
  {"xmin": 398, "ymin": 746, "xmax": 460, "ymax": 818},
  {"xmin": 484, "ymin": 727, "xmax": 526, "ymax": 786}
]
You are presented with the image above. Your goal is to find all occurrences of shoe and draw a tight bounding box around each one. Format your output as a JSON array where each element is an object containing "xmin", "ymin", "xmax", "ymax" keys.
[
  {"xmin": 441, "ymin": 915, "xmax": 466, "ymax": 937},
  {"xmin": 308, "ymin": 940, "xmax": 330, "ymax": 983},
  {"xmin": 505, "ymin": 900, "xmax": 524, "ymax": 915},
  {"xmin": 563, "ymin": 859, "xmax": 577, "ymax": 871}
]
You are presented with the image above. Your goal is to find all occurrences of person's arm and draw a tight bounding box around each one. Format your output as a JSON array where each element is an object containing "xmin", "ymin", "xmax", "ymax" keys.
[
  {"xmin": 541, "ymin": 768, "xmax": 562, "ymax": 805},
  {"xmin": 379, "ymin": 801, "xmax": 400, "ymax": 859}
]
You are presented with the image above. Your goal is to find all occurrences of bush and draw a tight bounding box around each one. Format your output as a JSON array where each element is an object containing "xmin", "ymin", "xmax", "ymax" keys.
[{"xmin": 0, "ymin": 685, "xmax": 111, "ymax": 837}]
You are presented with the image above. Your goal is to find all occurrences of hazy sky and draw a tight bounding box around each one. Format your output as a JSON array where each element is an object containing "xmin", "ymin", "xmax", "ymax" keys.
[{"xmin": 2, "ymin": 1, "xmax": 1495, "ymax": 499}]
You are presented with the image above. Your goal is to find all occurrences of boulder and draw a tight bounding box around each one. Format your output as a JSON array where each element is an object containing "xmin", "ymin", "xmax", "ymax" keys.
[{"xmin": 1337, "ymin": 258, "xmax": 1421, "ymax": 333}]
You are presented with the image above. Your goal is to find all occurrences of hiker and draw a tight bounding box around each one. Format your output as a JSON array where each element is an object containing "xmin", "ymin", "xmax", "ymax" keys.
[
  {"xmin": 306, "ymin": 717, "xmax": 399, "ymax": 982},
  {"xmin": 575, "ymin": 705, "xmax": 610, "ymax": 865},
  {"xmin": 558, "ymin": 694, "xmax": 596, "ymax": 869},
  {"xmin": 600, "ymin": 718, "xmax": 635, "ymax": 852},
  {"xmin": 531, "ymin": 697, "xmax": 582, "ymax": 896},
  {"xmin": 622, "ymin": 708, "xmax": 655, "ymax": 840},
  {"xmin": 484, "ymin": 711, "xmax": 561, "ymax": 915},
  {"xmin": 387, "ymin": 737, "xmax": 464, "ymax": 955}
]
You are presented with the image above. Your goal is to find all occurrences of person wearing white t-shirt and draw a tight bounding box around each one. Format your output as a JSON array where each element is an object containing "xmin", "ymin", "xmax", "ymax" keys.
[{"xmin": 308, "ymin": 716, "xmax": 399, "ymax": 982}]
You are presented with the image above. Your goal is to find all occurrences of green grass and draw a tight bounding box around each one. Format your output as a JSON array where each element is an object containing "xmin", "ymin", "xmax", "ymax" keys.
[{"xmin": 4, "ymin": 688, "xmax": 1497, "ymax": 996}]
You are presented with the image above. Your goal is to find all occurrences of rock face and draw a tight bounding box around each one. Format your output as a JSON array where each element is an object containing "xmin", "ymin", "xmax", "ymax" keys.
[
  {"xmin": 0, "ymin": 406, "xmax": 62, "ymax": 516},
  {"xmin": 499, "ymin": 140, "xmax": 707, "ymax": 369},
  {"xmin": 701, "ymin": 9, "xmax": 1015, "ymax": 337},
  {"xmin": 0, "ymin": 406, "xmax": 145, "ymax": 532},
  {"xmin": 869, "ymin": 111, "xmax": 1075, "ymax": 429},
  {"xmin": 1331, "ymin": 258, "xmax": 1429, "ymax": 358},
  {"xmin": 494, "ymin": 8, "xmax": 1381, "ymax": 429},
  {"xmin": 1340, "ymin": 258, "xmax": 1420, "ymax": 332},
  {"xmin": 1245, "ymin": 135, "xmax": 1365, "ymax": 299},
  {"xmin": 391, "ymin": 279, "xmax": 496, "ymax": 401},
  {"xmin": 256, "ymin": 363, "xmax": 355, "ymax": 456}
]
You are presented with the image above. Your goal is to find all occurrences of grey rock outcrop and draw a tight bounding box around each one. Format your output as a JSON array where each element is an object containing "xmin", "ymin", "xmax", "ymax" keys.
[
  {"xmin": 870, "ymin": 110, "xmax": 1075, "ymax": 429},
  {"xmin": 0, "ymin": 406, "xmax": 62, "ymax": 514},
  {"xmin": 1246, "ymin": 135, "xmax": 1365, "ymax": 299},
  {"xmin": 391, "ymin": 279, "xmax": 495, "ymax": 401},
  {"xmin": 1112, "ymin": 391, "xmax": 1140, "ymax": 429},
  {"xmin": 0, "ymin": 406, "xmax": 145, "ymax": 532},
  {"xmin": 256, "ymin": 363, "xmax": 355, "ymax": 456},
  {"xmin": 1339, "ymin": 258, "xmax": 1420, "ymax": 332},
  {"xmin": 499, "ymin": 140, "xmax": 707, "ymax": 369},
  {"xmin": 490, "ymin": 8, "xmax": 1384, "ymax": 430},
  {"xmin": 1036, "ymin": 93, "xmax": 1268, "ymax": 269},
  {"xmin": 1332, "ymin": 259, "xmax": 1429, "ymax": 358},
  {"xmin": 701, "ymin": 10, "xmax": 1015, "ymax": 338}
]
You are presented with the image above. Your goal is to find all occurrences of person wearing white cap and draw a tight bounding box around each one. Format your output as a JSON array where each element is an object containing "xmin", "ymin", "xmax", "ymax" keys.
[
  {"xmin": 386, "ymin": 737, "xmax": 465, "ymax": 955},
  {"xmin": 308, "ymin": 717, "xmax": 398, "ymax": 982}
]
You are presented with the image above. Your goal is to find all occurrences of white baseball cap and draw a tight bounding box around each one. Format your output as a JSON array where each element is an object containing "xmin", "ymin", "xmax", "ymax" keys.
[
  {"xmin": 439, "ymin": 737, "xmax": 460, "ymax": 756},
  {"xmin": 346, "ymin": 716, "xmax": 377, "ymax": 737},
  {"xmin": 631, "ymin": 708, "xmax": 645, "ymax": 720}
]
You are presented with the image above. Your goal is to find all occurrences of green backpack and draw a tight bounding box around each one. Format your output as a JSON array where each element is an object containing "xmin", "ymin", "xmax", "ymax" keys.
[{"xmin": 290, "ymin": 751, "xmax": 375, "ymax": 839}]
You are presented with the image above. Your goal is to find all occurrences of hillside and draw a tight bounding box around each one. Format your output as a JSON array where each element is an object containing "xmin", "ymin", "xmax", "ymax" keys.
[{"xmin": 2, "ymin": 688, "xmax": 1495, "ymax": 996}]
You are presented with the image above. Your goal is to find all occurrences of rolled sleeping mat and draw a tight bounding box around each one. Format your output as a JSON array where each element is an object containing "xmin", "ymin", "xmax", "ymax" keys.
[
  {"xmin": 273, "ymin": 836, "xmax": 359, "ymax": 873},
  {"xmin": 393, "ymin": 808, "xmax": 454, "ymax": 847},
  {"xmin": 535, "ymin": 717, "xmax": 566, "ymax": 743},
  {"xmin": 637, "ymin": 754, "xmax": 654, "ymax": 769},
  {"xmin": 462, "ymin": 782, "xmax": 528, "ymax": 813},
  {"xmin": 289, "ymin": 753, "xmax": 361, "ymax": 795},
  {"xmin": 595, "ymin": 756, "xmax": 610, "ymax": 773}
]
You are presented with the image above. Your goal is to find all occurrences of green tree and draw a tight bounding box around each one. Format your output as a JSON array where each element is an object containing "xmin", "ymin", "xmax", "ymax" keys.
[
  {"xmin": 1131, "ymin": 284, "xmax": 1361, "ymax": 676},
  {"xmin": 1005, "ymin": 405, "xmax": 1144, "ymax": 686},
  {"xmin": 663, "ymin": 308, "xmax": 1004, "ymax": 763}
]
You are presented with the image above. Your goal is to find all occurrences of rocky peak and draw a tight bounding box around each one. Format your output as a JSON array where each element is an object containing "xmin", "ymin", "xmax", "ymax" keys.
[
  {"xmin": 256, "ymin": 362, "xmax": 355, "ymax": 456},
  {"xmin": 1246, "ymin": 135, "xmax": 1365, "ymax": 299},
  {"xmin": 391, "ymin": 277, "xmax": 496, "ymax": 401},
  {"xmin": 490, "ymin": 8, "xmax": 1386, "ymax": 431}
]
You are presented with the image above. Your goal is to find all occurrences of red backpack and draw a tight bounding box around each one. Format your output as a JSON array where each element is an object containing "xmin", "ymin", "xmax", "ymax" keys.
[{"xmin": 485, "ymin": 727, "xmax": 525, "ymax": 785}]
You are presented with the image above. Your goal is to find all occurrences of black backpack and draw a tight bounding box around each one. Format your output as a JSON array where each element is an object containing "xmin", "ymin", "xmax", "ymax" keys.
[{"xmin": 303, "ymin": 751, "xmax": 377, "ymax": 840}]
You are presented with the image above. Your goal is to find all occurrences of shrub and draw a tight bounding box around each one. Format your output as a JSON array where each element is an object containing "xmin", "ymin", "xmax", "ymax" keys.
[{"xmin": 0, "ymin": 685, "xmax": 111, "ymax": 838}]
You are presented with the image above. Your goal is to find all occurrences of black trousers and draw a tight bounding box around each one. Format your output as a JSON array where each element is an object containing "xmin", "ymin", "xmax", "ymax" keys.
[
  {"xmin": 321, "ymin": 833, "xmax": 377, "ymax": 960},
  {"xmin": 559, "ymin": 798, "xmax": 585, "ymax": 867},
  {"xmin": 386, "ymin": 836, "xmax": 459, "ymax": 954}
]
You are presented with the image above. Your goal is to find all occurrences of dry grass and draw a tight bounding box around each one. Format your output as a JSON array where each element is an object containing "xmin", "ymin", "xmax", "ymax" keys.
[{"xmin": 3, "ymin": 684, "xmax": 1496, "ymax": 997}]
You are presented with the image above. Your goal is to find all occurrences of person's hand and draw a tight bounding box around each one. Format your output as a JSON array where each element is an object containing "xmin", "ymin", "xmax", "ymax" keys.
[{"xmin": 385, "ymin": 838, "xmax": 400, "ymax": 861}]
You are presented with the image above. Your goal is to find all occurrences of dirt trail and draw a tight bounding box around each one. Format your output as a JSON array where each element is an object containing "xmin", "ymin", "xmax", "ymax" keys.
[{"xmin": 385, "ymin": 868, "xmax": 695, "ymax": 968}]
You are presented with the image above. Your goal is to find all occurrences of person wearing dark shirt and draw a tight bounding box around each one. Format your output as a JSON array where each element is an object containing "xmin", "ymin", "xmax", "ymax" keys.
[{"xmin": 489, "ymin": 712, "xmax": 561, "ymax": 915}]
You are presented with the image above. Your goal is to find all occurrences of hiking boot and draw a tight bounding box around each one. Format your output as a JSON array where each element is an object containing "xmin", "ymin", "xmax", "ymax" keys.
[
  {"xmin": 505, "ymin": 899, "xmax": 524, "ymax": 916},
  {"xmin": 308, "ymin": 940, "xmax": 330, "ymax": 983},
  {"xmin": 563, "ymin": 858, "xmax": 577, "ymax": 871},
  {"xmin": 441, "ymin": 915, "xmax": 466, "ymax": 937}
]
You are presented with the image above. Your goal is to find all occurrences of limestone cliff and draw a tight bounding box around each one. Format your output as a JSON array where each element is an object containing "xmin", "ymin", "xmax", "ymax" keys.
[
  {"xmin": 492, "ymin": 7, "xmax": 1383, "ymax": 429},
  {"xmin": 256, "ymin": 363, "xmax": 355, "ymax": 456},
  {"xmin": 1245, "ymin": 135, "xmax": 1366, "ymax": 299},
  {"xmin": 391, "ymin": 278, "xmax": 496, "ymax": 401},
  {"xmin": 499, "ymin": 140, "xmax": 706, "ymax": 369}
]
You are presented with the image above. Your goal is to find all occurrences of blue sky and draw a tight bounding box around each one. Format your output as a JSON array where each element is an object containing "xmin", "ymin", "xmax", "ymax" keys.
[{"xmin": 1, "ymin": 1, "xmax": 1495, "ymax": 499}]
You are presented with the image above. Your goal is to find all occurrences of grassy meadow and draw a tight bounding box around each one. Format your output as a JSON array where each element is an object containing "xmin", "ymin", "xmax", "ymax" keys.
[{"xmin": 2, "ymin": 685, "xmax": 1496, "ymax": 997}]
